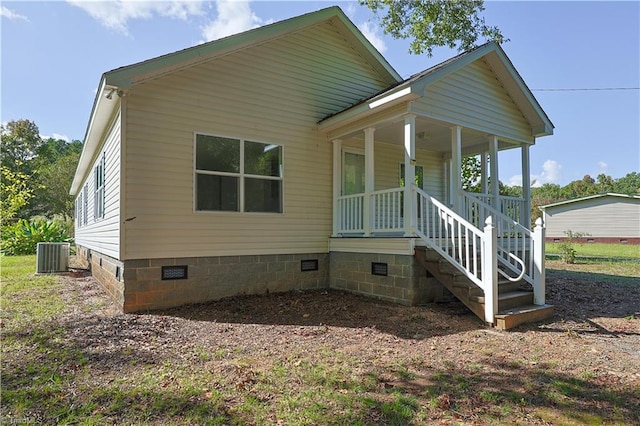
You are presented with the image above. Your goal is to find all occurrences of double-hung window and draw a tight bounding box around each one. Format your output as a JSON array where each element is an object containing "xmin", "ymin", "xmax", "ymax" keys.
[
  {"xmin": 195, "ymin": 134, "xmax": 283, "ymax": 213},
  {"xmin": 76, "ymin": 194, "xmax": 82, "ymax": 228},
  {"xmin": 82, "ymin": 184, "xmax": 89, "ymax": 225},
  {"xmin": 94, "ymin": 153, "xmax": 106, "ymax": 220}
]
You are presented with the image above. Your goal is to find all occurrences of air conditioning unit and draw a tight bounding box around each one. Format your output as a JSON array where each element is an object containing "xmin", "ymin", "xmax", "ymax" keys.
[{"xmin": 36, "ymin": 242, "xmax": 70, "ymax": 273}]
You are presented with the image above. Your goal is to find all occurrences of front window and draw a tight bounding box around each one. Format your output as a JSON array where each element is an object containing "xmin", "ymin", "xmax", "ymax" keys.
[{"xmin": 195, "ymin": 134, "xmax": 283, "ymax": 213}]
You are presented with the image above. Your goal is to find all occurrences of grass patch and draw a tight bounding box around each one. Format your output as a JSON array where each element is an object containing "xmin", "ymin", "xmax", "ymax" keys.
[
  {"xmin": 1, "ymin": 255, "xmax": 66, "ymax": 323},
  {"xmin": 1, "ymin": 255, "xmax": 638, "ymax": 425},
  {"xmin": 546, "ymin": 243, "xmax": 639, "ymax": 260},
  {"xmin": 546, "ymin": 258, "xmax": 640, "ymax": 284}
]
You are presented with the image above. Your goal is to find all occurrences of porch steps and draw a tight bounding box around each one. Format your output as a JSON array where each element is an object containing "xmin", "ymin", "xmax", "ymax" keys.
[{"xmin": 414, "ymin": 246, "xmax": 553, "ymax": 330}]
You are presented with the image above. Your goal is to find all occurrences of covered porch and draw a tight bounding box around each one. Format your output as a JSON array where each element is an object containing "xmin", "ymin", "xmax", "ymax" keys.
[
  {"xmin": 326, "ymin": 117, "xmax": 534, "ymax": 238},
  {"xmin": 318, "ymin": 42, "xmax": 554, "ymax": 327}
]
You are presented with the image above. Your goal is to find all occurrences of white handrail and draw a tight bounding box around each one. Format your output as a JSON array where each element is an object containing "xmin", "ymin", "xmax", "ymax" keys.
[
  {"xmin": 461, "ymin": 192, "xmax": 533, "ymax": 284},
  {"xmin": 497, "ymin": 247, "xmax": 526, "ymax": 282},
  {"xmin": 414, "ymin": 186, "xmax": 485, "ymax": 287}
]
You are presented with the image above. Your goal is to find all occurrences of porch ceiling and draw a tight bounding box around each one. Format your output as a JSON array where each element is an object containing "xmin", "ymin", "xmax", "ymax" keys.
[{"xmin": 346, "ymin": 116, "xmax": 516, "ymax": 155}]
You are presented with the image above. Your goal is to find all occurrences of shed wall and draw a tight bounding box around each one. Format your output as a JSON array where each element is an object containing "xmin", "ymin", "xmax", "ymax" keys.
[{"xmin": 544, "ymin": 197, "xmax": 640, "ymax": 238}]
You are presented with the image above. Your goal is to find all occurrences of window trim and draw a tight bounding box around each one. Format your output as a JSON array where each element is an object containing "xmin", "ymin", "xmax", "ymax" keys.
[
  {"xmin": 193, "ymin": 132, "xmax": 284, "ymax": 214},
  {"xmin": 94, "ymin": 152, "xmax": 106, "ymax": 220},
  {"xmin": 82, "ymin": 184, "xmax": 88, "ymax": 225}
]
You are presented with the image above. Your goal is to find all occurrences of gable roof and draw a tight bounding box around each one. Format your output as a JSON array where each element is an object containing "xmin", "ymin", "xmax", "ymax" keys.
[
  {"xmin": 71, "ymin": 6, "xmax": 401, "ymax": 195},
  {"xmin": 319, "ymin": 42, "xmax": 554, "ymax": 138},
  {"xmin": 540, "ymin": 193, "xmax": 640, "ymax": 210}
]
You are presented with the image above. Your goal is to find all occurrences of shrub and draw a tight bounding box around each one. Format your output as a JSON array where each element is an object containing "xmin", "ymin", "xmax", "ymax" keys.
[
  {"xmin": 1, "ymin": 219, "xmax": 71, "ymax": 255},
  {"xmin": 558, "ymin": 230, "xmax": 588, "ymax": 264}
]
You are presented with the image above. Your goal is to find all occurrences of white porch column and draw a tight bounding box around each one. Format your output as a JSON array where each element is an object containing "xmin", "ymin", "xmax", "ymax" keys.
[
  {"xmin": 480, "ymin": 151, "xmax": 489, "ymax": 195},
  {"xmin": 533, "ymin": 217, "xmax": 546, "ymax": 305},
  {"xmin": 363, "ymin": 127, "xmax": 375, "ymax": 236},
  {"xmin": 488, "ymin": 135, "xmax": 500, "ymax": 212},
  {"xmin": 403, "ymin": 114, "xmax": 416, "ymax": 236},
  {"xmin": 331, "ymin": 139, "xmax": 342, "ymax": 237},
  {"xmin": 521, "ymin": 143, "xmax": 531, "ymax": 228},
  {"xmin": 450, "ymin": 126, "xmax": 462, "ymax": 213}
]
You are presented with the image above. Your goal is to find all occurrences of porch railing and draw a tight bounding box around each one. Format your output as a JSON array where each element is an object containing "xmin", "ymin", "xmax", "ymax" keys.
[
  {"xmin": 372, "ymin": 188, "xmax": 404, "ymax": 233},
  {"xmin": 336, "ymin": 188, "xmax": 405, "ymax": 234},
  {"xmin": 464, "ymin": 193, "xmax": 526, "ymax": 225},
  {"xmin": 336, "ymin": 193, "xmax": 364, "ymax": 233}
]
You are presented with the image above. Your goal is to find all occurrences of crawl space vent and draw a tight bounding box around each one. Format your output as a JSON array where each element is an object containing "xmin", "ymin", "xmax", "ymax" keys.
[{"xmin": 162, "ymin": 265, "xmax": 188, "ymax": 280}]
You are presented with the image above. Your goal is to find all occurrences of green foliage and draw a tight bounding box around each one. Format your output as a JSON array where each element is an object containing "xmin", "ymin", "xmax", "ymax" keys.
[
  {"xmin": 0, "ymin": 166, "xmax": 37, "ymax": 222},
  {"xmin": 461, "ymin": 155, "xmax": 482, "ymax": 191},
  {"xmin": 361, "ymin": 0, "xmax": 506, "ymax": 56},
  {"xmin": 557, "ymin": 230, "xmax": 588, "ymax": 264},
  {"xmin": 1, "ymin": 119, "xmax": 42, "ymax": 174},
  {"xmin": 1, "ymin": 119, "xmax": 82, "ymax": 221},
  {"xmin": 1, "ymin": 219, "xmax": 71, "ymax": 256},
  {"xmin": 30, "ymin": 149, "xmax": 81, "ymax": 218},
  {"xmin": 615, "ymin": 171, "xmax": 640, "ymax": 194},
  {"xmin": 546, "ymin": 242, "xmax": 640, "ymax": 260}
]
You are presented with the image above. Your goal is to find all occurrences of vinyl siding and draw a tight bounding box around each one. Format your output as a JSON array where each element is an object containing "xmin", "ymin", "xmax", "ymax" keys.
[
  {"xmin": 414, "ymin": 59, "xmax": 533, "ymax": 143},
  {"xmin": 75, "ymin": 112, "xmax": 121, "ymax": 258},
  {"xmin": 545, "ymin": 197, "xmax": 640, "ymax": 238},
  {"xmin": 122, "ymin": 21, "xmax": 391, "ymax": 259},
  {"xmin": 342, "ymin": 139, "xmax": 444, "ymax": 199}
]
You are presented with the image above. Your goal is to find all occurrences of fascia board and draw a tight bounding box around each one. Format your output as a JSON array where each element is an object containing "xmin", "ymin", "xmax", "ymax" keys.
[
  {"xmin": 70, "ymin": 80, "xmax": 119, "ymax": 195},
  {"xmin": 318, "ymin": 87, "xmax": 420, "ymax": 133}
]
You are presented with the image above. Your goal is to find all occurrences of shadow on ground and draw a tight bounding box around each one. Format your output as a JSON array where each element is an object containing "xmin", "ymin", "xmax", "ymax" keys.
[{"xmin": 151, "ymin": 289, "xmax": 482, "ymax": 339}]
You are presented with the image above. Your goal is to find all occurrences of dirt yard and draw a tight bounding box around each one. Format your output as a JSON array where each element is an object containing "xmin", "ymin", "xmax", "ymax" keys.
[{"xmin": 2, "ymin": 257, "xmax": 639, "ymax": 424}]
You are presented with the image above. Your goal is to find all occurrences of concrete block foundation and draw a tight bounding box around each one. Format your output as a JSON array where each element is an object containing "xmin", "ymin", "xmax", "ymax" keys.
[{"xmin": 78, "ymin": 245, "xmax": 447, "ymax": 312}]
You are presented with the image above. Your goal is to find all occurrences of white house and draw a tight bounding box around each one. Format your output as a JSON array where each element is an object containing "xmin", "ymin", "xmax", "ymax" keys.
[
  {"xmin": 541, "ymin": 193, "xmax": 640, "ymax": 243},
  {"xmin": 71, "ymin": 7, "xmax": 554, "ymax": 329}
]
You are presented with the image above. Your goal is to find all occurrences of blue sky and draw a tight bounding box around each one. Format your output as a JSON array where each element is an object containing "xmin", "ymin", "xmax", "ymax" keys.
[{"xmin": 2, "ymin": 1, "xmax": 638, "ymax": 186}]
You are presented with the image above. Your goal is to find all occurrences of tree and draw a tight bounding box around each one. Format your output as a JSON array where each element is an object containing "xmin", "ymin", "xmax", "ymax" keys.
[
  {"xmin": 530, "ymin": 183, "xmax": 565, "ymax": 225},
  {"xmin": 461, "ymin": 155, "xmax": 481, "ymax": 191},
  {"xmin": 615, "ymin": 172, "xmax": 640, "ymax": 194},
  {"xmin": 30, "ymin": 148, "xmax": 81, "ymax": 218},
  {"xmin": 596, "ymin": 173, "xmax": 615, "ymax": 193},
  {"xmin": 360, "ymin": 0, "xmax": 506, "ymax": 56},
  {"xmin": 0, "ymin": 119, "xmax": 43, "ymax": 174},
  {"xmin": 0, "ymin": 166, "xmax": 36, "ymax": 223}
]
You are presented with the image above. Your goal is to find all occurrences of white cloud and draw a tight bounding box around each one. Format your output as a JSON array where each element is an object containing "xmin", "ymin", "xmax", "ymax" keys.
[
  {"xmin": 67, "ymin": 0, "xmax": 205, "ymax": 35},
  {"xmin": 201, "ymin": 0, "xmax": 264, "ymax": 42},
  {"xmin": 40, "ymin": 133, "xmax": 71, "ymax": 142},
  {"xmin": 509, "ymin": 159, "xmax": 563, "ymax": 187},
  {"xmin": 598, "ymin": 161, "xmax": 608, "ymax": 173},
  {"xmin": 358, "ymin": 21, "xmax": 387, "ymax": 53},
  {"xmin": 531, "ymin": 160, "xmax": 562, "ymax": 187},
  {"xmin": 53, "ymin": 133, "xmax": 70, "ymax": 142},
  {"xmin": 1, "ymin": 5, "xmax": 29, "ymax": 22},
  {"xmin": 344, "ymin": 3, "xmax": 357, "ymax": 19}
]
